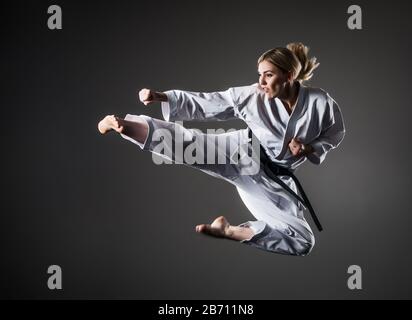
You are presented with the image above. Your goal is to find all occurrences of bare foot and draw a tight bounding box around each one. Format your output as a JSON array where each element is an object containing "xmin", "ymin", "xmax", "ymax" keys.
[
  {"xmin": 196, "ymin": 216, "xmax": 255, "ymax": 241},
  {"xmin": 196, "ymin": 216, "xmax": 232, "ymax": 239},
  {"xmin": 98, "ymin": 115, "xmax": 124, "ymax": 134}
]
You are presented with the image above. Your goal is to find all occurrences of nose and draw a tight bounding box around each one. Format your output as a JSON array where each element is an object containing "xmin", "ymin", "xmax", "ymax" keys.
[{"xmin": 259, "ymin": 76, "xmax": 266, "ymax": 86}]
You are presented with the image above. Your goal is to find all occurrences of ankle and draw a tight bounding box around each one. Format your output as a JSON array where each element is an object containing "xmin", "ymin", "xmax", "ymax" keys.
[
  {"xmin": 225, "ymin": 225, "xmax": 235, "ymax": 238},
  {"xmin": 226, "ymin": 225, "xmax": 254, "ymax": 241}
]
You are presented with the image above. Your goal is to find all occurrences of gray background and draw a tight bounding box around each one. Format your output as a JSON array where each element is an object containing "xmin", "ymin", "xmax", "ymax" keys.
[{"xmin": 1, "ymin": 0, "xmax": 411, "ymax": 299}]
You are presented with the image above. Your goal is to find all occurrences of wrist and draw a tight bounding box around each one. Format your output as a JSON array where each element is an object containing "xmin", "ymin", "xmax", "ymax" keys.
[
  {"xmin": 301, "ymin": 144, "xmax": 313, "ymax": 155},
  {"xmin": 156, "ymin": 92, "xmax": 168, "ymax": 102}
]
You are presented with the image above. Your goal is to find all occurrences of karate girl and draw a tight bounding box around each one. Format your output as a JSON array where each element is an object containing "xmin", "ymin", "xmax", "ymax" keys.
[{"xmin": 98, "ymin": 43, "xmax": 345, "ymax": 256}]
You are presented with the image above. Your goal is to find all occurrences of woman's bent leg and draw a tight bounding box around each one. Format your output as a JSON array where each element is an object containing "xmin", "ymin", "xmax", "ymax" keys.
[{"xmin": 234, "ymin": 176, "xmax": 316, "ymax": 256}]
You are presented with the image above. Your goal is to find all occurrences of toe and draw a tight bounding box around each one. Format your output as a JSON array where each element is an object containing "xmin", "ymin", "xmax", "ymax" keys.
[{"xmin": 196, "ymin": 224, "xmax": 206, "ymax": 233}]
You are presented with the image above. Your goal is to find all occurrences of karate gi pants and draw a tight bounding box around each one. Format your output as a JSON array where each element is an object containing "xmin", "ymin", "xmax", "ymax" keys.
[{"xmin": 120, "ymin": 114, "xmax": 315, "ymax": 256}]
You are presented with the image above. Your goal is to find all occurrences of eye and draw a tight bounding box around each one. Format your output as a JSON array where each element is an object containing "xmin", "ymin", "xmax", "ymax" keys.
[{"xmin": 266, "ymin": 74, "xmax": 273, "ymax": 78}]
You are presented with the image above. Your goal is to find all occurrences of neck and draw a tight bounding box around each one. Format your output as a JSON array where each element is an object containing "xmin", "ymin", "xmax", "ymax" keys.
[{"xmin": 279, "ymin": 81, "xmax": 299, "ymax": 111}]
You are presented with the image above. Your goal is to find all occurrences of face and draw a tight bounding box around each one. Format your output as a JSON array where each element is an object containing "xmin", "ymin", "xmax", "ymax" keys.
[{"xmin": 258, "ymin": 60, "xmax": 289, "ymax": 99}]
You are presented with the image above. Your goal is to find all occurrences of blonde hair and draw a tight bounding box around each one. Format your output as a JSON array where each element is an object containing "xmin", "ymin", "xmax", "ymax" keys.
[{"xmin": 257, "ymin": 42, "xmax": 320, "ymax": 83}]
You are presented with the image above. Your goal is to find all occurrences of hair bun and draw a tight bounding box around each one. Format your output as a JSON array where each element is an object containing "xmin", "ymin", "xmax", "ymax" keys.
[{"xmin": 286, "ymin": 42, "xmax": 320, "ymax": 82}]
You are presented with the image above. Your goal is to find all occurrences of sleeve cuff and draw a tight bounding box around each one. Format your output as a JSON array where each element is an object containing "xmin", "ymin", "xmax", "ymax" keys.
[
  {"xmin": 238, "ymin": 220, "xmax": 269, "ymax": 243},
  {"xmin": 306, "ymin": 140, "xmax": 326, "ymax": 165},
  {"xmin": 161, "ymin": 90, "xmax": 178, "ymax": 122},
  {"xmin": 120, "ymin": 114, "xmax": 154, "ymax": 151}
]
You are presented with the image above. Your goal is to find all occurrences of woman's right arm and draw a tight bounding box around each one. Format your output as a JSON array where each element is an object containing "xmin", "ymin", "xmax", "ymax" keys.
[{"xmin": 138, "ymin": 86, "xmax": 256, "ymax": 122}]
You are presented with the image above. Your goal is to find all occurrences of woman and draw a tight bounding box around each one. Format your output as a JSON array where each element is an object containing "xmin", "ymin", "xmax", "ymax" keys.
[{"xmin": 98, "ymin": 43, "xmax": 345, "ymax": 256}]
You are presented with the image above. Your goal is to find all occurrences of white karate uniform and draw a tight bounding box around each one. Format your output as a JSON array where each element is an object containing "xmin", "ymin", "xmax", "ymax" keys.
[{"xmin": 121, "ymin": 82, "xmax": 345, "ymax": 256}]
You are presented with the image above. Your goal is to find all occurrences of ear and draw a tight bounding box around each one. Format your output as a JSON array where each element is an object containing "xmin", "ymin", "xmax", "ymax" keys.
[{"xmin": 287, "ymin": 71, "xmax": 294, "ymax": 82}]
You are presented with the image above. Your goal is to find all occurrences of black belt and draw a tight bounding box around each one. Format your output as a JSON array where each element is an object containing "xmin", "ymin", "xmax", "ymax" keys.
[{"xmin": 248, "ymin": 129, "xmax": 323, "ymax": 232}]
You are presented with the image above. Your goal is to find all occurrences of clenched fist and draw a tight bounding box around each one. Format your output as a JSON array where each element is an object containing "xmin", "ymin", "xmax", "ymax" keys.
[
  {"xmin": 288, "ymin": 138, "xmax": 309, "ymax": 157},
  {"xmin": 138, "ymin": 88, "xmax": 168, "ymax": 105}
]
